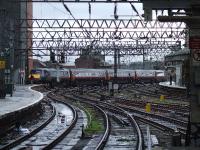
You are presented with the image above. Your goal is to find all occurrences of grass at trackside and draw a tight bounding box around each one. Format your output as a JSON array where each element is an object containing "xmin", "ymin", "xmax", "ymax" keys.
[
  {"xmin": 75, "ymin": 101, "xmax": 104, "ymax": 135},
  {"xmin": 84, "ymin": 107, "xmax": 104, "ymax": 135}
]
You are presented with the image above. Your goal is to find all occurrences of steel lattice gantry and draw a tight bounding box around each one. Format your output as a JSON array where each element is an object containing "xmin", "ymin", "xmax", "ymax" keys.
[{"xmin": 17, "ymin": 19, "xmax": 186, "ymax": 59}]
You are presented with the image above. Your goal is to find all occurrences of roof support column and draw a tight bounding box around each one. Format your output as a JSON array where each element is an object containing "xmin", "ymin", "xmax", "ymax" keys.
[
  {"xmin": 187, "ymin": 5, "xmax": 200, "ymax": 146},
  {"xmin": 158, "ymin": 4, "xmax": 200, "ymax": 145}
]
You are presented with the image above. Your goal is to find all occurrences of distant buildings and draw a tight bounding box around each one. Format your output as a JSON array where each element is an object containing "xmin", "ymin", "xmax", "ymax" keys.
[
  {"xmin": 0, "ymin": 1, "xmax": 32, "ymax": 83},
  {"xmin": 129, "ymin": 61, "xmax": 165, "ymax": 70},
  {"xmin": 75, "ymin": 47, "xmax": 106, "ymax": 68}
]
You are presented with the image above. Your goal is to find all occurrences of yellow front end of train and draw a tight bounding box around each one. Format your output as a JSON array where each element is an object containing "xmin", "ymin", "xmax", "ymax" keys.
[{"xmin": 29, "ymin": 69, "xmax": 41, "ymax": 83}]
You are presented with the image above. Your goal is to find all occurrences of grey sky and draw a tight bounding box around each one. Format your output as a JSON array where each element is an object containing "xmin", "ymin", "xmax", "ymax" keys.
[{"xmin": 33, "ymin": 3, "xmax": 143, "ymax": 19}]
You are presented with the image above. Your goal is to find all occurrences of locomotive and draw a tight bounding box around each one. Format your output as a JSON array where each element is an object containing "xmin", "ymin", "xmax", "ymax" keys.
[{"xmin": 29, "ymin": 68, "xmax": 165, "ymax": 86}]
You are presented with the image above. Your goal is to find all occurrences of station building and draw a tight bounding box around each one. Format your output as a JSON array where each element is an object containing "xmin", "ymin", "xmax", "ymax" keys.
[
  {"xmin": 0, "ymin": 0, "xmax": 32, "ymax": 84},
  {"xmin": 165, "ymin": 47, "xmax": 190, "ymax": 87}
]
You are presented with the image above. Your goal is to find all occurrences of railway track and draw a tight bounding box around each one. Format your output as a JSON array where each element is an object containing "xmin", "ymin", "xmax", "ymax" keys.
[
  {"xmin": 3, "ymin": 84, "xmax": 189, "ymax": 149},
  {"xmin": 87, "ymin": 92, "xmax": 188, "ymax": 123},
  {"xmin": 1, "ymin": 93, "xmax": 77, "ymax": 150},
  {"xmin": 60, "ymin": 90, "xmax": 144, "ymax": 150},
  {"xmin": 69, "ymin": 86, "xmax": 188, "ymax": 149},
  {"xmin": 71, "ymin": 86, "xmax": 188, "ymax": 134},
  {"xmin": 0, "ymin": 99, "xmax": 55, "ymax": 150},
  {"xmin": 104, "ymin": 114, "xmax": 136, "ymax": 150},
  {"xmin": 127, "ymin": 83, "xmax": 189, "ymax": 102},
  {"xmin": 51, "ymin": 90, "xmax": 111, "ymax": 150},
  {"xmin": 61, "ymin": 95, "xmax": 111, "ymax": 150},
  {"xmin": 91, "ymin": 91, "xmax": 189, "ymax": 118},
  {"xmin": 6, "ymin": 86, "xmax": 113, "ymax": 150},
  {"xmin": 59, "ymin": 83, "xmax": 189, "ymax": 147}
]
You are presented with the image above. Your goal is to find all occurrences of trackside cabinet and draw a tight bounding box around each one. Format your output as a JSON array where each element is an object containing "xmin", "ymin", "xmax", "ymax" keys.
[
  {"xmin": 4, "ymin": 49, "xmax": 14, "ymax": 96},
  {"xmin": 5, "ymin": 69, "xmax": 13, "ymax": 96},
  {"xmin": 0, "ymin": 49, "xmax": 14, "ymax": 98}
]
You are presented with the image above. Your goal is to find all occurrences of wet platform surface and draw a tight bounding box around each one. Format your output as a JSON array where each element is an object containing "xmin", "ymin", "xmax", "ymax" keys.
[
  {"xmin": 0, "ymin": 85, "xmax": 43, "ymax": 119},
  {"xmin": 159, "ymin": 81, "xmax": 186, "ymax": 90}
]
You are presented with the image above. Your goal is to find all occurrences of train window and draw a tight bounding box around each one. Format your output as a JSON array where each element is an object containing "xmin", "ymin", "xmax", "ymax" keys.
[
  {"xmin": 65, "ymin": 71, "xmax": 69, "ymax": 76},
  {"xmin": 50, "ymin": 71, "xmax": 57, "ymax": 77},
  {"xmin": 30, "ymin": 69, "xmax": 42, "ymax": 74},
  {"xmin": 44, "ymin": 70, "xmax": 50, "ymax": 76}
]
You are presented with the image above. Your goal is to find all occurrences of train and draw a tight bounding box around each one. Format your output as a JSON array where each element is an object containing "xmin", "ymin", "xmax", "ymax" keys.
[{"xmin": 28, "ymin": 68, "xmax": 166, "ymax": 87}]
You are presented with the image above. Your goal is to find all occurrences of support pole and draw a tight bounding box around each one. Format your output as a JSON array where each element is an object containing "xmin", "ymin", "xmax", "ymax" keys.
[
  {"xmin": 118, "ymin": 48, "xmax": 120, "ymax": 69},
  {"xmin": 143, "ymin": 48, "xmax": 145, "ymax": 69},
  {"xmin": 114, "ymin": 43, "xmax": 117, "ymax": 83}
]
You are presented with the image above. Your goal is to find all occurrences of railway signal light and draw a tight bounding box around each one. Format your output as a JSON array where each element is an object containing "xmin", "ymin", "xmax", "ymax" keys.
[
  {"xmin": 50, "ymin": 51, "xmax": 56, "ymax": 63},
  {"xmin": 60, "ymin": 52, "xmax": 65, "ymax": 63}
]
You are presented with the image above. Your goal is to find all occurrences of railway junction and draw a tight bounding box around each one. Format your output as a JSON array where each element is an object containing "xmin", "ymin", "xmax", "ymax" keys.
[{"xmin": 0, "ymin": 0, "xmax": 200, "ymax": 149}]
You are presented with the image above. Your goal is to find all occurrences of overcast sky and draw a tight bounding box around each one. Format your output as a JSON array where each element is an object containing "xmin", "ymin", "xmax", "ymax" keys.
[{"xmin": 33, "ymin": 3, "xmax": 143, "ymax": 19}]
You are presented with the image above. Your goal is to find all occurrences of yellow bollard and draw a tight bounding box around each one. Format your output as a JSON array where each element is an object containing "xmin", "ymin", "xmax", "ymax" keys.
[
  {"xmin": 145, "ymin": 103, "xmax": 151, "ymax": 113},
  {"xmin": 160, "ymin": 95, "xmax": 165, "ymax": 101}
]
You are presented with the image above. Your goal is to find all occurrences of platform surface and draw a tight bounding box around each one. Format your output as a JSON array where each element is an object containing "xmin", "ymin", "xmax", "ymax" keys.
[
  {"xmin": 159, "ymin": 81, "xmax": 186, "ymax": 90},
  {"xmin": 0, "ymin": 85, "xmax": 43, "ymax": 119}
]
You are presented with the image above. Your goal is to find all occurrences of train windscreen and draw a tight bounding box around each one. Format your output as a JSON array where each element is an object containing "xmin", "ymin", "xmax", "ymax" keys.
[{"xmin": 30, "ymin": 69, "xmax": 42, "ymax": 74}]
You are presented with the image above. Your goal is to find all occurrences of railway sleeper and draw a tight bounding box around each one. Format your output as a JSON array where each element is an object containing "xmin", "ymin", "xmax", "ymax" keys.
[
  {"xmin": 110, "ymin": 114, "xmax": 129, "ymax": 127},
  {"xmin": 117, "ymin": 104, "xmax": 188, "ymax": 127}
]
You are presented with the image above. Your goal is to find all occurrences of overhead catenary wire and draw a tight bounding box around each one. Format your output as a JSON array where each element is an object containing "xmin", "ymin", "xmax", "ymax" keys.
[
  {"xmin": 129, "ymin": 2, "xmax": 151, "ymax": 32},
  {"xmin": 48, "ymin": 3, "xmax": 70, "ymax": 18},
  {"xmin": 89, "ymin": 3, "xmax": 91, "ymax": 17},
  {"xmin": 63, "ymin": 3, "xmax": 92, "ymax": 36},
  {"xmin": 114, "ymin": 2, "xmax": 118, "ymax": 20},
  {"xmin": 129, "ymin": 2, "xmax": 154, "ymax": 45},
  {"xmin": 62, "ymin": 2, "xmax": 96, "ymax": 50},
  {"xmin": 89, "ymin": 3, "xmax": 92, "ymax": 44}
]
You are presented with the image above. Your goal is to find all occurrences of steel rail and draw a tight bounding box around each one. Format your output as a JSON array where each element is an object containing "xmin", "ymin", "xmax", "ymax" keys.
[
  {"xmin": 70, "ymin": 94, "xmax": 144, "ymax": 150},
  {"xmin": 95, "ymin": 106, "xmax": 111, "ymax": 150},
  {"xmin": 117, "ymin": 104, "xmax": 188, "ymax": 126},
  {"xmin": 43, "ymin": 93, "xmax": 78, "ymax": 150},
  {"xmin": 62, "ymin": 94, "xmax": 111, "ymax": 150},
  {"xmin": 102, "ymin": 102, "xmax": 144, "ymax": 150},
  {"xmin": 0, "ymin": 102, "xmax": 56, "ymax": 150},
  {"xmin": 88, "ymin": 89, "xmax": 188, "ymax": 135}
]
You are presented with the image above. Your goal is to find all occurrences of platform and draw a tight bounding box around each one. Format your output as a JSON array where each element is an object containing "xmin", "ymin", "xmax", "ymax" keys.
[
  {"xmin": 0, "ymin": 85, "xmax": 43, "ymax": 120},
  {"xmin": 159, "ymin": 81, "xmax": 186, "ymax": 90}
]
